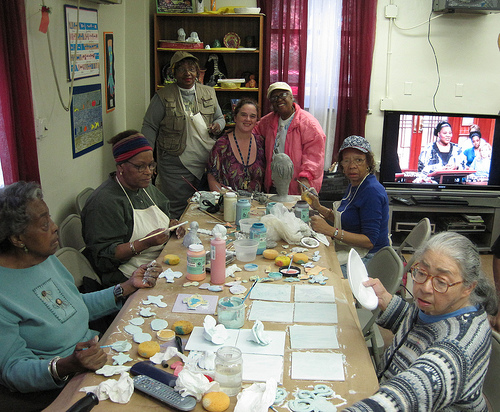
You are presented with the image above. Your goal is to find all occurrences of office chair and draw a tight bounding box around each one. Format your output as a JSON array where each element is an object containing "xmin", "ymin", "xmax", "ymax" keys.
[
  {"xmin": 483, "ymin": 330, "xmax": 500, "ymax": 411},
  {"xmin": 75, "ymin": 187, "xmax": 94, "ymax": 215},
  {"xmin": 55, "ymin": 247, "xmax": 101, "ymax": 289},
  {"xmin": 355, "ymin": 246, "xmax": 404, "ymax": 368},
  {"xmin": 58, "ymin": 214, "xmax": 85, "ymax": 252},
  {"xmin": 395, "ymin": 217, "xmax": 432, "ymax": 299}
]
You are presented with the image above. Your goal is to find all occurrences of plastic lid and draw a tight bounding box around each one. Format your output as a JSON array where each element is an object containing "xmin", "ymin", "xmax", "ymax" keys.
[
  {"xmin": 251, "ymin": 222, "xmax": 265, "ymax": 229},
  {"xmin": 188, "ymin": 244, "xmax": 204, "ymax": 252},
  {"xmin": 225, "ymin": 192, "xmax": 237, "ymax": 198}
]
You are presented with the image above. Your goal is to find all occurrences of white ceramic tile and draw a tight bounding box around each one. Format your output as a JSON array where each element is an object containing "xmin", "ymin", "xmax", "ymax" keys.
[
  {"xmin": 248, "ymin": 301, "xmax": 294, "ymax": 323},
  {"xmin": 171, "ymin": 293, "xmax": 219, "ymax": 314},
  {"xmin": 250, "ymin": 283, "xmax": 292, "ymax": 302},
  {"xmin": 289, "ymin": 325, "xmax": 339, "ymax": 349},
  {"xmin": 184, "ymin": 326, "xmax": 239, "ymax": 352},
  {"xmin": 242, "ymin": 353, "xmax": 284, "ymax": 383},
  {"xmin": 294, "ymin": 285, "xmax": 335, "ymax": 302},
  {"xmin": 291, "ymin": 352, "xmax": 345, "ymax": 381},
  {"xmin": 235, "ymin": 329, "xmax": 286, "ymax": 356},
  {"xmin": 293, "ymin": 302, "xmax": 338, "ymax": 323}
]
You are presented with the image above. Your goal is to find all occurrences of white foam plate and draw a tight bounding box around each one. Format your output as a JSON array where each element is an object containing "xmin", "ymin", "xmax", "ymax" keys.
[{"xmin": 347, "ymin": 249, "xmax": 378, "ymax": 310}]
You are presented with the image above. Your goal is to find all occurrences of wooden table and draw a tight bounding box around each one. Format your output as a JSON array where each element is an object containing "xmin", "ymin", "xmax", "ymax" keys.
[{"xmin": 45, "ymin": 200, "xmax": 378, "ymax": 411}]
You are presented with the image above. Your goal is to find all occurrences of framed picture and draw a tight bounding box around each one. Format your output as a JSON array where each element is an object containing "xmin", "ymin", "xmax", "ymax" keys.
[
  {"xmin": 70, "ymin": 84, "xmax": 103, "ymax": 159},
  {"xmin": 156, "ymin": 0, "xmax": 194, "ymax": 13},
  {"xmin": 104, "ymin": 32, "xmax": 115, "ymax": 112},
  {"xmin": 64, "ymin": 5, "xmax": 99, "ymax": 80}
]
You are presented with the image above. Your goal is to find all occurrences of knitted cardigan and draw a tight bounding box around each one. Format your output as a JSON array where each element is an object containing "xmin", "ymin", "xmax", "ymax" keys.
[{"xmin": 344, "ymin": 296, "xmax": 491, "ymax": 412}]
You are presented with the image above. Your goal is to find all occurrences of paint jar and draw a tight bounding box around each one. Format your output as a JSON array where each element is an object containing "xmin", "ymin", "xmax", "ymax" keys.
[
  {"xmin": 266, "ymin": 202, "xmax": 277, "ymax": 214},
  {"xmin": 223, "ymin": 192, "xmax": 237, "ymax": 222},
  {"xmin": 210, "ymin": 234, "xmax": 226, "ymax": 285},
  {"xmin": 186, "ymin": 244, "xmax": 206, "ymax": 281},
  {"xmin": 249, "ymin": 222, "xmax": 267, "ymax": 255},
  {"xmin": 294, "ymin": 200, "xmax": 310, "ymax": 223},
  {"xmin": 217, "ymin": 296, "xmax": 245, "ymax": 329},
  {"xmin": 214, "ymin": 346, "xmax": 243, "ymax": 396},
  {"xmin": 235, "ymin": 198, "xmax": 251, "ymax": 229}
]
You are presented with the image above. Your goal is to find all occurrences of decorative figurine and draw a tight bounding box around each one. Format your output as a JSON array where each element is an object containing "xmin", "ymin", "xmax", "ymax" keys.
[
  {"xmin": 245, "ymin": 74, "xmax": 256, "ymax": 88},
  {"xmin": 205, "ymin": 54, "xmax": 227, "ymax": 86},
  {"xmin": 183, "ymin": 221, "xmax": 202, "ymax": 247},
  {"xmin": 187, "ymin": 32, "xmax": 201, "ymax": 43},
  {"xmin": 177, "ymin": 28, "xmax": 186, "ymax": 42},
  {"xmin": 270, "ymin": 153, "xmax": 295, "ymax": 202},
  {"xmin": 197, "ymin": 0, "xmax": 204, "ymax": 13}
]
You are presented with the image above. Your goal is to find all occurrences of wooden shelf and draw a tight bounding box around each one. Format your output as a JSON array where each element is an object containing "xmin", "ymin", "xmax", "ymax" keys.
[{"xmin": 153, "ymin": 13, "xmax": 264, "ymax": 112}]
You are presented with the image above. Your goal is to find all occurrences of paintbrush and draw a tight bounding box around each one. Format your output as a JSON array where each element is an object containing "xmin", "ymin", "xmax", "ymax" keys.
[
  {"xmin": 137, "ymin": 221, "xmax": 189, "ymax": 242},
  {"xmin": 181, "ymin": 175, "xmax": 200, "ymax": 193},
  {"xmin": 242, "ymin": 278, "xmax": 259, "ymax": 303},
  {"xmin": 198, "ymin": 207, "xmax": 225, "ymax": 223}
]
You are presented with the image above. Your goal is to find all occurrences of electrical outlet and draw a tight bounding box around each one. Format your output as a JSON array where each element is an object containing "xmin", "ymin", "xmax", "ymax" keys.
[
  {"xmin": 35, "ymin": 117, "xmax": 48, "ymax": 139},
  {"xmin": 380, "ymin": 98, "xmax": 393, "ymax": 111}
]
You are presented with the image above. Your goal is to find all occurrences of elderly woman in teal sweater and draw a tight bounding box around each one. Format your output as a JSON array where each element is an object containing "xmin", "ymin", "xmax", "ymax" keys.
[
  {"xmin": 344, "ymin": 232, "xmax": 497, "ymax": 411},
  {"xmin": 0, "ymin": 182, "xmax": 161, "ymax": 410}
]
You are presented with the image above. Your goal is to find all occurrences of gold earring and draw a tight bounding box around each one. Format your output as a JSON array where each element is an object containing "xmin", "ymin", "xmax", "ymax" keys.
[
  {"xmin": 19, "ymin": 243, "xmax": 28, "ymax": 253},
  {"xmin": 120, "ymin": 171, "xmax": 123, "ymax": 175}
]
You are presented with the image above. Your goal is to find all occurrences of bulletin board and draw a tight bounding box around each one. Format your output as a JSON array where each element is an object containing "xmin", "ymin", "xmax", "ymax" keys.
[
  {"xmin": 64, "ymin": 5, "xmax": 99, "ymax": 80},
  {"xmin": 70, "ymin": 84, "xmax": 103, "ymax": 159}
]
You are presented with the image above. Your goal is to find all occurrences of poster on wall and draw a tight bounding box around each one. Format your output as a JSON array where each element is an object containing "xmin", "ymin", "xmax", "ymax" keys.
[
  {"xmin": 64, "ymin": 5, "xmax": 99, "ymax": 80},
  {"xmin": 70, "ymin": 84, "xmax": 103, "ymax": 159},
  {"xmin": 104, "ymin": 32, "xmax": 115, "ymax": 112}
]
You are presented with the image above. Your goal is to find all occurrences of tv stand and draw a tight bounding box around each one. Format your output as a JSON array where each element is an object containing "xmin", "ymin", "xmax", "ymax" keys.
[{"xmin": 386, "ymin": 189, "xmax": 500, "ymax": 252}]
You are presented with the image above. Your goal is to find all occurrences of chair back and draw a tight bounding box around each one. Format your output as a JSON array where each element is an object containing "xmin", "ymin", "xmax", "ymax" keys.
[
  {"xmin": 55, "ymin": 247, "xmax": 101, "ymax": 288},
  {"xmin": 396, "ymin": 217, "xmax": 432, "ymax": 268},
  {"xmin": 362, "ymin": 246, "xmax": 404, "ymax": 335},
  {"xmin": 75, "ymin": 187, "xmax": 94, "ymax": 215},
  {"xmin": 484, "ymin": 330, "xmax": 500, "ymax": 411},
  {"xmin": 58, "ymin": 214, "xmax": 85, "ymax": 252}
]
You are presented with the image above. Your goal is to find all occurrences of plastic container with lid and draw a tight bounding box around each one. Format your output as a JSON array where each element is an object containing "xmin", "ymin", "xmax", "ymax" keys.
[
  {"xmin": 249, "ymin": 222, "xmax": 267, "ymax": 255},
  {"xmin": 214, "ymin": 346, "xmax": 243, "ymax": 396},
  {"xmin": 294, "ymin": 200, "xmax": 310, "ymax": 223},
  {"xmin": 235, "ymin": 198, "xmax": 251, "ymax": 229},
  {"xmin": 186, "ymin": 244, "xmax": 206, "ymax": 281},
  {"xmin": 223, "ymin": 192, "xmax": 237, "ymax": 222}
]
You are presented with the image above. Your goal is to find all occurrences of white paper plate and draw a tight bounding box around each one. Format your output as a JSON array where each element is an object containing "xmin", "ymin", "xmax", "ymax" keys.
[{"xmin": 347, "ymin": 249, "xmax": 378, "ymax": 310}]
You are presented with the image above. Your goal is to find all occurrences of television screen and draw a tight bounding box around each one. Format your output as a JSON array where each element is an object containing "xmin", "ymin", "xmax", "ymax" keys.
[{"xmin": 380, "ymin": 111, "xmax": 500, "ymax": 193}]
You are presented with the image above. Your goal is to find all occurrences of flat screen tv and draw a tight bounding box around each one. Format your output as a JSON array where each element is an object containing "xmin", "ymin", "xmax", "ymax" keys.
[{"xmin": 380, "ymin": 111, "xmax": 500, "ymax": 196}]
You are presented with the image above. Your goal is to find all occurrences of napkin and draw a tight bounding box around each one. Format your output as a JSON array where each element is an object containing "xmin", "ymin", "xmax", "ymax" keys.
[{"xmin": 80, "ymin": 372, "xmax": 134, "ymax": 403}]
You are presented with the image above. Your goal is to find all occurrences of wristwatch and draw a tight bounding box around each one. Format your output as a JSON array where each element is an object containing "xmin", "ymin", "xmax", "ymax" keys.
[{"xmin": 113, "ymin": 284, "xmax": 124, "ymax": 300}]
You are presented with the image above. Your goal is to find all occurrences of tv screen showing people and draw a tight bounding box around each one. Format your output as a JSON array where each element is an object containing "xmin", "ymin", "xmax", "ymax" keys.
[{"xmin": 380, "ymin": 112, "xmax": 500, "ymax": 189}]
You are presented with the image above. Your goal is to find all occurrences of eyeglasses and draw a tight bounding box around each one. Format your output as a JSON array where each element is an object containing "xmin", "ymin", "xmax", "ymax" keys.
[
  {"xmin": 411, "ymin": 265, "xmax": 463, "ymax": 294},
  {"xmin": 340, "ymin": 158, "xmax": 366, "ymax": 167},
  {"xmin": 269, "ymin": 92, "xmax": 290, "ymax": 103},
  {"xmin": 175, "ymin": 65, "xmax": 197, "ymax": 75},
  {"xmin": 126, "ymin": 161, "xmax": 157, "ymax": 173}
]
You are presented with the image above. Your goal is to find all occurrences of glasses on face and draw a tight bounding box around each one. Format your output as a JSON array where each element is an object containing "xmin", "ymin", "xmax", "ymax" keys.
[
  {"xmin": 340, "ymin": 157, "xmax": 366, "ymax": 167},
  {"xmin": 269, "ymin": 92, "xmax": 290, "ymax": 103},
  {"xmin": 411, "ymin": 265, "xmax": 463, "ymax": 294},
  {"xmin": 176, "ymin": 65, "xmax": 197, "ymax": 75},
  {"xmin": 126, "ymin": 161, "xmax": 157, "ymax": 173}
]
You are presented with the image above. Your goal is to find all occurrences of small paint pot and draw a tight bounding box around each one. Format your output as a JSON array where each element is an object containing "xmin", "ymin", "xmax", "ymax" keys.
[
  {"xmin": 279, "ymin": 265, "xmax": 301, "ymax": 277},
  {"xmin": 157, "ymin": 329, "xmax": 175, "ymax": 342},
  {"xmin": 244, "ymin": 263, "xmax": 259, "ymax": 272},
  {"xmin": 268, "ymin": 272, "xmax": 283, "ymax": 280}
]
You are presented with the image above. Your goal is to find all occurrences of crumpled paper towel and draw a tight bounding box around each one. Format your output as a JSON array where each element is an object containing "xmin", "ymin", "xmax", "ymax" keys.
[
  {"xmin": 174, "ymin": 368, "xmax": 220, "ymax": 401},
  {"xmin": 203, "ymin": 315, "xmax": 228, "ymax": 345},
  {"xmin": 234, "ymin": 378, "xmax": 277, "ymax": 412},
  {"xmin": 261, "ymin": 203, "xmax": 312, "ymax": 244},
  {"xmin": 150, "ymin": 346, "xmax": 189, "ymax": 365},
  {"xmin": 80, "ymin": 372, "xmax": 134, "ymax": 403}
]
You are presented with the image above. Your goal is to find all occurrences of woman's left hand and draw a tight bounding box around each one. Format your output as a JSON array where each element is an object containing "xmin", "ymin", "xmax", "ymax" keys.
[{"xmin": 126, "ymin": 262, "xmax": 162, "ymax": 292}]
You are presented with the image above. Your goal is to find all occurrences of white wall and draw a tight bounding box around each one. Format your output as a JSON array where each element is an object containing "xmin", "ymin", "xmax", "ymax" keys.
[
  {"xmin": 366, "ymin": 0, "xmax": 500, "ymax": 160},
  {"xmin": 26, "ymin": 0, "xmax": 151, "ymax": 225}
]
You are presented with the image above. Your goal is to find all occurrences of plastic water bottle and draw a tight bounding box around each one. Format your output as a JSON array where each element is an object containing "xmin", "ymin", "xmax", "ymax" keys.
[{"xmin": 210, "ymin": 233, "xmax": 226, "ymax": 284}]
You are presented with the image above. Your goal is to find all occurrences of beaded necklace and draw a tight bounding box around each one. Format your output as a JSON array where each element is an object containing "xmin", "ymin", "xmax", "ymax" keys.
[{"xmin": 233, "ymin": 132, "xmax": 253, "ymax": 190}]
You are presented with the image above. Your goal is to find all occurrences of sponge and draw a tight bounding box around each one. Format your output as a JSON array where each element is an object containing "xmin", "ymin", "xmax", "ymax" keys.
[{"xmin": 202, "ymin": 391, "xmax": 230, "ymax": 411}]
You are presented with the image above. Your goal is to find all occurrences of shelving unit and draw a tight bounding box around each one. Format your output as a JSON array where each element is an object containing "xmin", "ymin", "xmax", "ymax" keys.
[
  {"xmin": 388, "ymin": 195, "xmax": 500, "ymax": 252},
  {"xmin": 153, "ymin": 13, "xmax": 264, "ymax": 116}
]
